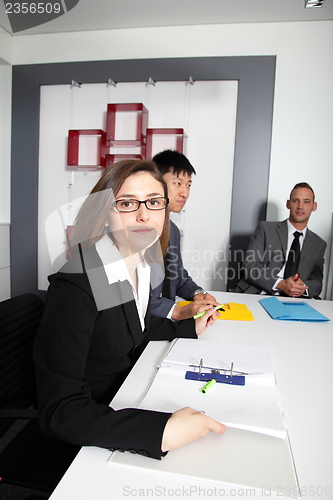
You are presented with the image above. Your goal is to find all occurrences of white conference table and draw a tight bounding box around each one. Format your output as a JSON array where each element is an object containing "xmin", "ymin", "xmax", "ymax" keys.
[{"xmin": 49, "ymin": 292, "xmax": 333, "ymax": 500}]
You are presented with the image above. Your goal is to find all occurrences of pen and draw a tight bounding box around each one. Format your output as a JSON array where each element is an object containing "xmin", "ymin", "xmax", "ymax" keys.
[
  {"xmin": 294, "ymin": 273, "xmax": 300, "ymax": 282},
  {"xmin": 193, "ymin": 304, "xmax": 225, "ymax": 320}
]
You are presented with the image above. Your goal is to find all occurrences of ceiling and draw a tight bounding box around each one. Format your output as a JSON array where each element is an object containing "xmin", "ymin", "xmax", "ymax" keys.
[{"xmin": 0, "ymin": 0, "xmax": 332, "ymax": 36}]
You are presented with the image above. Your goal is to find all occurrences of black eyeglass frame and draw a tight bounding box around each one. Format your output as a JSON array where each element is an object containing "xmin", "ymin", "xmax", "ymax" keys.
[{"xmin": 112, "ymin": 197, "xmax": 169, "ymax": 213}]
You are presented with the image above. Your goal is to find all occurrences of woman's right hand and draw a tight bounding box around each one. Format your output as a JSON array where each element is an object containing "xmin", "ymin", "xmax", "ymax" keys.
[
  {"xmin": 161, "ymin": 407, "xmax": 226, "ymax": 453},
  {"xmin": 194, "ymin": 306, "xmax": 217, "ymax": 335}
]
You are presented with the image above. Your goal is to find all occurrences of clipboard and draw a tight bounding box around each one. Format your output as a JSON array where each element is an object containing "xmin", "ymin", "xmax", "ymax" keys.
[
  {"xmin": 178, "ymin": 301, "xmax": 254, "ymax": 321},
  {"xmin": 184, "ymin": 358, "xmax": 246, "ymax": 386},
  {"xmin": 259, "ymin": 296, "xmax": 330, "ymax": 322}
]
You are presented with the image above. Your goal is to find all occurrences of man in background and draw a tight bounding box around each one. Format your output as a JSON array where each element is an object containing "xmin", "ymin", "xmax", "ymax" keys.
[
  {"xmin": 235, "ymin": 182, "xmax": 326, "ymax": 298},
  {"xmin": 151, "ymin": 149, "xmax": 218, "ymax": 319}
]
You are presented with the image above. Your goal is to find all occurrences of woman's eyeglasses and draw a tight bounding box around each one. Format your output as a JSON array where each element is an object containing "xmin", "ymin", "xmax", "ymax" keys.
[{"xmin": 112, "ymin": 197, "xmax": 169, "ymax": 213}]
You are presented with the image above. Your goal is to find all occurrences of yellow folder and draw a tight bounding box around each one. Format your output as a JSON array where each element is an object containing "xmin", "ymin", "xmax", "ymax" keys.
[{"xmin": 177, "ymin": 301, "xmax": 254, "ymax": 321}]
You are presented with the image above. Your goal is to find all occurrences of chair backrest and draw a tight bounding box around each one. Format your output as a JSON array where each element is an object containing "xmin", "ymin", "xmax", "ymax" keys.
[{"xmin": 0, "ymin": 293, "xmax": 45, "ymax": 437}]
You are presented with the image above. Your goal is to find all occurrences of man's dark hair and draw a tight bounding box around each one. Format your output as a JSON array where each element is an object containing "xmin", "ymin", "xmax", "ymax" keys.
[
  {"xmin": 152, "ymin": 149, "xmax": 196, "ymax": 177},
  {"xmin": 290, "ymin": 182, "xmax": 315, "ymax": 201}
]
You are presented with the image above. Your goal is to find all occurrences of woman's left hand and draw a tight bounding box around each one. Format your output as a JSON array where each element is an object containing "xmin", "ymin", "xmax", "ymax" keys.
[{"xmin": 161, "ymin": 407, "xmax": 226, "ymax": 452}]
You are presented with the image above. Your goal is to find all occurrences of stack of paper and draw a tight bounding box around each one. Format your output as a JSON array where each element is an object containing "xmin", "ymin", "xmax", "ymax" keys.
[
  {"xmin": 161, "ymin": 338, "xmax": 273, "ymax": 374},
  {"xmin": 139, "ymin": 339, "xmax": 286, "ymax": 439},
  {"xmin": 109, "ymin": 338, "xmax": 300, "ymax": 496}
]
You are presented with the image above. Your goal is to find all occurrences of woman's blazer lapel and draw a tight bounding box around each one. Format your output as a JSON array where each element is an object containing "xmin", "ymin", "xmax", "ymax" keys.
[{"xmin": 79, "ymin": 244, "xmax": 144, "ymax": 347}]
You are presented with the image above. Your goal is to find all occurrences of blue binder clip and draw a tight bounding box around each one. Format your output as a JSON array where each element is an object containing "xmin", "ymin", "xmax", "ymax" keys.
[{"xmin": 185, "ymin": 359, "xmax": 246, "ymax": 386}]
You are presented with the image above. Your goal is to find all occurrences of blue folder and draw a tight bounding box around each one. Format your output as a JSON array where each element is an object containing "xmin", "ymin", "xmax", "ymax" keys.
[{"xmin": 259, "ymin": 296, "xmax": 330, "ymax": 322}]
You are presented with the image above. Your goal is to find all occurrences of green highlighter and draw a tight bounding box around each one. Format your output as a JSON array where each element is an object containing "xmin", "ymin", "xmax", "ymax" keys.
[
  {"xmin": 193, "ymin": 304, "xmax": 225, "ymax": 320},
  {"xmin": 200, "ymin": 378, "xmax": 217, "ymax": 394}
]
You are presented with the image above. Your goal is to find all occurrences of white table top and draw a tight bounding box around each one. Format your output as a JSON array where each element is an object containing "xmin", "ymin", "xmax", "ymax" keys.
[{"xmin": 49, "ymin": 292, "xmax": 333, "ymax": 500}]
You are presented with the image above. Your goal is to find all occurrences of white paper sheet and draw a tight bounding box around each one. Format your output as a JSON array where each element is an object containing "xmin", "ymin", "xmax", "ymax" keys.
[
  {"xmin": 138, "ymin": 367, "xmax": 286, "ymax": 439},
  {"xmin": 109, "ymin": 339, "xmax": 298, "ymax": 496},
  {"xmin": 138, "ymin": 339, "xmax": 286, "ymax": 438},
  {"xmin": 161, "ymin": 338, "xmax": 274, "ymax": 374},
  {"xmin": 109, "ymin": 427, "xmax": 299, "ymax": 497}
]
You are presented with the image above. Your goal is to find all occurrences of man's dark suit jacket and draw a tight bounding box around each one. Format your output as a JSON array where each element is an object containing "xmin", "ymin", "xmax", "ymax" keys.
[
  {"xmin": 235, "ymin": 219, "xmax": 326, "ymax": 298},
  {"xmin": 33, "ymin": 244, "xmax": 196, "ymax": 462},
  {"xmin": 150, "ymin": 221, "xmax": 200, "ymax": 317}
]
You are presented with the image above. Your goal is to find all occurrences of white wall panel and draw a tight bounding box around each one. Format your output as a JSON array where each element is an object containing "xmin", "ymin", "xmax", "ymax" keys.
[
  {"xmin": 0, "ymin": 64, "xmax": 11, "ymax": 223},
  {"xmin": 38, "ymin": 81, "xmax": 238, "ymax": 291},
  {"xmin": 0, "ymin": 27, "xmax": 13, "ymax": 64},
  {"xmin": 0, "ymin": 267, "xmax": 10, "ymax": 301},
  {"xmin": 11, "ymin": 23, "xmax": 279, "ymax": 65},
  {"xmin": 267, "ymin": 34, "xmax": 333, "ymax": 295}
]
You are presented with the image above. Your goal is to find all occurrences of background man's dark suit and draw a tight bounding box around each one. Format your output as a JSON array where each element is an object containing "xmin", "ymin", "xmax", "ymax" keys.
[
  {"xmin": 150, "ymin": 221, "xmax": 200, "ymax": 317},
  {"xmin": 235, "ymin": 219, "xmax": 326, "ymax": 298}
]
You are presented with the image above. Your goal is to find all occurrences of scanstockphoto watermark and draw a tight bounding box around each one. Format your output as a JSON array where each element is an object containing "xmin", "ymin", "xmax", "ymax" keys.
[
  {"xmin": 3, "ymin": 0, "xmax": 80, "ymax": 33},
  {"xmin": 123, "ymin": 485, "xmax": 257, "ymax": 497}
]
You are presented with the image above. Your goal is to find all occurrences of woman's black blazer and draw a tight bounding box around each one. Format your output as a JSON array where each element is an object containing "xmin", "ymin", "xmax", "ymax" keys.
[{"xmin": 33, "ymin": 244, "xmax": 197, "ymax": 460}]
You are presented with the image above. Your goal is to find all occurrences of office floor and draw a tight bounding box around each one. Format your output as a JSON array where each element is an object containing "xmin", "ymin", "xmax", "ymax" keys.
[{"xmin": 0, "ymin": 421, "xmax": 49, "ymax": 500}]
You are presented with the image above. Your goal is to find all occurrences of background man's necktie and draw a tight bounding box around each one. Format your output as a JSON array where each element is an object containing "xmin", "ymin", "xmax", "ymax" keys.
[{"xmin": 284, "ymin": 231, "xmax": 303, "ymax": 279}]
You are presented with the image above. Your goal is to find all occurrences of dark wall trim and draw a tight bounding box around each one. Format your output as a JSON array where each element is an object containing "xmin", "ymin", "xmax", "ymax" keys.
[{"xmin": 11, "ymin": 56, "xmax": 276, "ymax": 299}]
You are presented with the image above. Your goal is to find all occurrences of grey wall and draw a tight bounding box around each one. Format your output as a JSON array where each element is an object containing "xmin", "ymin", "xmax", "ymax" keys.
[{"xmin": 11, "ymin": 56, "xmax": 276, "ymax": 298}]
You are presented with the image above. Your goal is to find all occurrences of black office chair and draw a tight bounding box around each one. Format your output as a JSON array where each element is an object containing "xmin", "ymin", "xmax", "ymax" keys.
[{"xmin": 0, "ymin": 293, "xmax": 70, "ymax": 499}]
